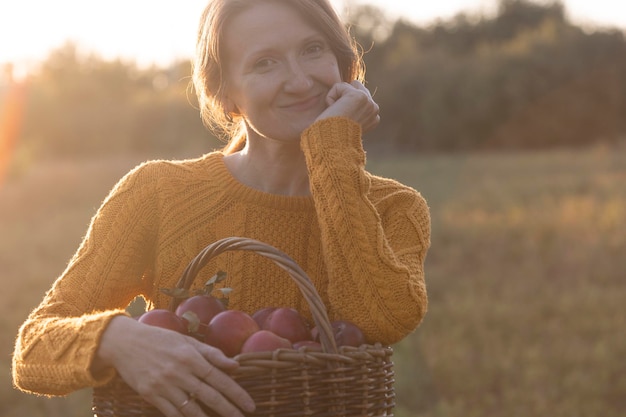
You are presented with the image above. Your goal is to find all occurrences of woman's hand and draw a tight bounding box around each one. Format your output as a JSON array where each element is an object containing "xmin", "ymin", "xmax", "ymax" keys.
[
  {"xmin": 94, "ymin": 316, "xmax": 255, "ymax": 417},
  {"xmin": 316, "ymin": 80, "xmax": 380, "ymax": 133}
]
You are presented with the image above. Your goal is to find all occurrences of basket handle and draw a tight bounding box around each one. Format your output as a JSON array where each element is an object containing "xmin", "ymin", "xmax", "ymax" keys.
[{"xmin": 168, "ymin": 237, "xmax": 339, "ymax": 354}]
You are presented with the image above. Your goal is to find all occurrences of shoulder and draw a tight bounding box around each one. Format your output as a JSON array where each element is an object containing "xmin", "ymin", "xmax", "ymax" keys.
[
  {"xmin": 368, "ymin": 173, "xmax": 426, "ymax": 204},
  {"xmin": 103, "ymin": 152, "xmax": 224, "ymax": 201},
  {"xmin": 131, "ymin": 151, "xmax": 222, "ymax": 176},
  {"xmin": 368, "ymin": 173, "xmax": 430, "ymax": 219},
  {"xmin": 119, "ymin": 152, "xmax": 222, "ymax": 185}
]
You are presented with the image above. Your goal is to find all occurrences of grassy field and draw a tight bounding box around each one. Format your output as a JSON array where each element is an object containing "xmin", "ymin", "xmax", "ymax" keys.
[{"xmin": 1, "ymin": 144, "xmax": 624, "ymax": 417}]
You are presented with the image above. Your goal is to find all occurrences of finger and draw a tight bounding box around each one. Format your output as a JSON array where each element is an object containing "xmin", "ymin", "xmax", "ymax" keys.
[
  {"xmin": 197, "ymin": 366, "xmax": 255, "ymax": 413},
  {"xmin": 176, "ymin": 340, "xmax": 253, "ymax": 413},
  {"xmin": 193, "ymin": 339, "xmax": 239, "ymax": 372},
  {"xmin": 175, "ymin": 392, "xmax": 209, "ymax": 417},
  {"xmin": 323, "ymin": 82, "xmax": 368, "ymax": 114},
  {"xmin": 349, "ymin": 80, "xmax": 370, "ymax": 95},
  {"xmin": 193, "ymin": 381, "xmax": 250, "ymax": 417},
  {"xmin": 155, "ymin": 375, "xmax": 242, "ymax": 417},
  {"xmin": 160, "ymin": 387, "xmax": 216, "ymax": 417},
  {"xmin": 346, "ymin": 81, "xmax": 376, "ymax": 112},
  {"xmin": 363, "ymin": 111, "xmax": 381, "ymax": 134},
  {"xmin": 149, "ymin": 390, "xmax": 197, "ymax": 417},
  {"xmin": 176, "ymin": 391, "xmax": 201, "ymax": 416},
  {"xmin": 325, "ymin": 82, "xmax": 349, "ymax": 106}
]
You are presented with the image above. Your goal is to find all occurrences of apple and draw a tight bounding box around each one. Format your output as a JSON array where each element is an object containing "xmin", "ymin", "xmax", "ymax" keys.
[
  {"xmin": 204, "ymin": 310, "xmax": 260, "ymax": 357},
  {"xmin": 292, "ymin": 340, "xmax": 323, "ymax": 352},
  {"xmin": 329, "ymin": 320, "xmax": 366, "ymax": 347},
  {"xmin": 312, "ymin": 320, "xmax": 366, "ymax": 347},
  {"xmin": 138, "ymin": 309, "xmax": 187, "ymax": 334},
  {"xmin": 262, "ymin": 307, "xmax": 312, "ymax": 344},
  {"xmin": 240, "ymin": 330, "xmax": 292, "ymax": 353},
  {"xmin": 251, "ymin": 306, "xmax": 276, "ymax": 328},
  {"xmin": 175, "ymin": 295, "xmax": 225, "ymax": 336}
]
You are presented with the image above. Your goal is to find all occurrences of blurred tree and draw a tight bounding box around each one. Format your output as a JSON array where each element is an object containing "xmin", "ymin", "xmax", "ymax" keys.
[
  {"xmin": 19, "ymin": 42, "xmax": 219, "ymax": 159},
  {"xmin": 347, "ymin": 0, "xmax": 626, "ymax": 152},
  {"xmin": 10, "ymin": 0, "xmax": 626, "ymax": 160}
]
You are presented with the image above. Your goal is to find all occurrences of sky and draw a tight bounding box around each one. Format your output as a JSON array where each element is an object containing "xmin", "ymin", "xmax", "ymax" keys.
[{"xmin": 1, "ymin": 0, "xmax": 625, "ymax": 75}]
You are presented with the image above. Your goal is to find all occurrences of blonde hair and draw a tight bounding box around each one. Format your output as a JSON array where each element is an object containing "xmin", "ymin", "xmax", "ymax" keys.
[{"xmin": 191, "ymin": 0, "xmax": 365, "ymax": 154}]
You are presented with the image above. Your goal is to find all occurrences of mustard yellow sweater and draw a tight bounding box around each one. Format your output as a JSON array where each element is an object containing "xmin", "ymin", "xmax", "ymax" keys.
[{"xmin": 12, "ymin": 117, "xmax": 430, "ymax": 396}]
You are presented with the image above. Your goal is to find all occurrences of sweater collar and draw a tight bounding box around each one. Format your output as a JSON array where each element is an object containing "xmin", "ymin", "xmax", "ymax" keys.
[{"xmin": 201, "ymin": 152, "xmax": 315, "ymax": 212}]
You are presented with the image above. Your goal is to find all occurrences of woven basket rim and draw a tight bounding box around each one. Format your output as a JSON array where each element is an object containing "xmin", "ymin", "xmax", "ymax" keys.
[
  {"xmin": 93, "ymin": 237, "xmax": 396, "ymax": 417},
  {"xmin": 169, "ymin": 236, "xmax": 339, "ymax": 354}
]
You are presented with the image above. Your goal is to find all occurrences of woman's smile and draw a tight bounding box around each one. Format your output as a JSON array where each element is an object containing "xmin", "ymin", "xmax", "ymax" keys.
[
  {"xmin": 280, "ymin": 93, "xmax": 325, "ymax": 112},
  {"xmin": 221, "ymin": 1, "xmax": 342, "ymax": 142}
]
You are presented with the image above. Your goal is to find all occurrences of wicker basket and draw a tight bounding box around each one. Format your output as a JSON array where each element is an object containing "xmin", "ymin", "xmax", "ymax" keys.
[{"xmin": 92, "ymin": 237, "xmax": 395, "ymax": 417}]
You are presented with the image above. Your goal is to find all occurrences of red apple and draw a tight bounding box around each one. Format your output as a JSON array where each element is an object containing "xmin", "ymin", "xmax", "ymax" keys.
[
  {"xmin": 240, "ymin": 330, "xmax": 292, "ymax": 353},
  {"xmin": 312, "ymin": 320, "xmax": 366, "ymax": 347},
  {"xmin": 330, "ymin": 320, "xmax": 366, "ymax": 347},
  {"xmin": 138, "ymin": 309, "xmax": 187, "ymax": 334},
  {"xmin": 204, "ymin": 310, "xmax": 260, "ymax": 357},
  {"xmin": 175, "ymin": 295, "xmax": 225, "ymax": 336},
  {"xmin": 252, "ymin": 306, "xmax": 276, "ymax": 328},
  {"xmin": 292, "ymin": 340, "xmax": 323, "ymax": 352},
  {"xmin": 262, "ymin": 307, "xmax": 312, "ymax": 344}
]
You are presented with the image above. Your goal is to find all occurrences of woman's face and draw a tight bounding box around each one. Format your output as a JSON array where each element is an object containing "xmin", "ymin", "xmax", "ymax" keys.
[{"xmin": 221, "ymin": 1, "xmax": 342, "ymax": 143}]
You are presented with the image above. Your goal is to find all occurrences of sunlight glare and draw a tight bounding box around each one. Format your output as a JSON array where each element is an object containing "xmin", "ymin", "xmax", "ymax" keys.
[
  {"xmin": 1, "ymin": 0, "xmax": 624, "ymax": 74},
  {"xmin": 0, "ymin": 0, "xmax": 207, "ymax": 69},
  {"xmin": 0, "ymin": 67, "xmax": 28, "ymax": 186}
]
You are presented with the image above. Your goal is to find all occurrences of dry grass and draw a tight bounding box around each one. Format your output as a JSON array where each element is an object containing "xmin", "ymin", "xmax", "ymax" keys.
[
  {"xmin": 368, "ymin": 144, "xmax": 626, "ymax": 417},
  {"xmin": 1, "ymin": 144, "xmax": 625, "ymax": 417}
]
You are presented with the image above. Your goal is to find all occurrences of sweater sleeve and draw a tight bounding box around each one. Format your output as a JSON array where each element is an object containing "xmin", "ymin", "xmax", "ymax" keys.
[
  {"xmin": 12, "ymin": 162, "xmax": 158, "ymax": 396},
  {"xmin": 301, "ymin": 117, "xmax": 431, "ymax": 345}
]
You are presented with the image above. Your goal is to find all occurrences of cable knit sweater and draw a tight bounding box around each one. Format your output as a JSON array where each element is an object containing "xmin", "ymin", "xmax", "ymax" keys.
[{"xmin": 12, "ymin": 117, "xmax": 430, "ymax": 396}]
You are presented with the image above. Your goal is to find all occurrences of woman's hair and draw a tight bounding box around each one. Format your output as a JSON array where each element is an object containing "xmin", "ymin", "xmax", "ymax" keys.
[{"xmin": 191, "ymin": 0, "xmax": 365, "ymax": 154}]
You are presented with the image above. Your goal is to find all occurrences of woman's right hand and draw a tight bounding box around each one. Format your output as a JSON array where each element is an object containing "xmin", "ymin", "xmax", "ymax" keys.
[
  {"xmin": 316, "ymin": 80, "xmax": 380, "ymax": 133},
  {"xmin": 94, "ymin": 315, "xmax": 256, "ymax": 417}
]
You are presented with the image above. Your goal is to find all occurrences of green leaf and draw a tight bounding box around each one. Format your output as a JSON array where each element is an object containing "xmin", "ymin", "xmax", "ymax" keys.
[
  {"xmin": 219, "ymin": 287, "xmax": 233, "ymax": 297},
  {"xmin": 181, "ymin": 311, "xmax": 200, "ymax": 333},
  {"xmin": 214, "ymin": 271, "xmax": 228, "ymax": 283},
  {"xmin": 204, "ymin": 271, "xmax": 228, "ymax": 297},
  {"xmin": 205, "ymin": 270, "xmax": 227, "ymax": 286}
]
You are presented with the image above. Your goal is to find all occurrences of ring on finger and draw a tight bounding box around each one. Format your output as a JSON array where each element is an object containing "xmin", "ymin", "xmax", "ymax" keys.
[
  {"xmin": 178, "ymin": 392, "xmax": 197, "ymax": 410},
  {"xmin": 202, "ymin": 366, "xmax": 214, "ymax": 380}
]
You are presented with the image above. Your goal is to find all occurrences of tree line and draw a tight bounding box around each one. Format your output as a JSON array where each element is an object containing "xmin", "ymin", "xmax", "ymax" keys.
[
  {"xmin": 355, "ymin": 0, "xmax": 626, "ymax": 152},
  {"xmin": 3, "ymin": 0, "xmax": 625, "ymax": 158}
]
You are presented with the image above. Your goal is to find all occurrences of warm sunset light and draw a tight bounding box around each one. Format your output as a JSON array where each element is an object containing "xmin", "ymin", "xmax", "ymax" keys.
[
  {"xmin": 0, "ymin": 0, "xmax": 624, "ymax": 75},
  {"xmin": 2, "ymin": 1, "xmax": 625, "ymax": 416},
  {"xmin": 0, "ymin": 0, "xmax": 208, "ymax": 75},
  {"xmin": 0, "ymin": 66, "xmax": 27, "ymax": 185}
]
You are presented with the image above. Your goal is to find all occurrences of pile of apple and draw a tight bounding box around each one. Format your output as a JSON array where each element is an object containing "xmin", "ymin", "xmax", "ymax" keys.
[{"xmin": 138, "ymin": 278, "xmax": 366, "ymax": 357}]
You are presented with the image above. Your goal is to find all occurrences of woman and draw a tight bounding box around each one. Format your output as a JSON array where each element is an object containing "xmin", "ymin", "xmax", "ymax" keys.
[{"xmin": 12, "ymin": 0, "xmax": 431, "ymax": 416}]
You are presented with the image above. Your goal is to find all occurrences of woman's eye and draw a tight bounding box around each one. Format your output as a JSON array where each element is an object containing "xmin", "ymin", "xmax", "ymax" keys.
[
  {"xmin": 253, "ymin": 58, "xmax": 274, "ymax": 70},
  {"xmin": 305, "ymin": 43, "xmax": 324, "ymax": 55}
]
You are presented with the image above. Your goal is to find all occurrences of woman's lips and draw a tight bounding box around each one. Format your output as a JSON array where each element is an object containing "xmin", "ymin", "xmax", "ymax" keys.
[{"xmin": 282, "ymin": 94, "xmax": 324, "ymax": 112}]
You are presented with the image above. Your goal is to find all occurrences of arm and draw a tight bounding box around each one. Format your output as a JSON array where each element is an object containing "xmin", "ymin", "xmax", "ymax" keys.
[
  {"xmin": 12, "ymin": 163, "xmax": 158, "ymax": 395},
  {"xmin": 302, "ymin": 84, "xmax": 430, "ymax": 345},
  {"xmin": 12, "ymin": 162, "xmax": 255, "ymax": 417}
]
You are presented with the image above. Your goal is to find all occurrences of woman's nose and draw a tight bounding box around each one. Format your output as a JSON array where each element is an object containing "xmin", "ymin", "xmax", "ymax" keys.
[{"xmin": 283, "ymin": 59, "xmax": 314, "ymax": 93}]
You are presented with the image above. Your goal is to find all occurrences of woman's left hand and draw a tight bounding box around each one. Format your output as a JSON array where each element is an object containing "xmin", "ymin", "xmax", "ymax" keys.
[{"xmin": 316, "ymin": 81, "xmax": 380, "ymax": 133}]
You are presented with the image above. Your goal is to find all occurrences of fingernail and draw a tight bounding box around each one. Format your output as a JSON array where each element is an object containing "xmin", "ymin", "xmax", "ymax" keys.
[{"xmin": 244, "ymin": 399, "xmax": 256, "ymax": 412}]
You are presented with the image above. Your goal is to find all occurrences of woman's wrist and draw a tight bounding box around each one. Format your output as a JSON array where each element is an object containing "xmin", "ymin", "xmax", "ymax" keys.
[{"xmin": 91, "ymin": 315, "xmax": 135, "ymax": 376}]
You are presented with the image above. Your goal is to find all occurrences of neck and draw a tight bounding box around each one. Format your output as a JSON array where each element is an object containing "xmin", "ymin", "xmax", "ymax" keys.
[{"xmin": 223, "ymin": 138, "xmax": 310, "ymax": 196}]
